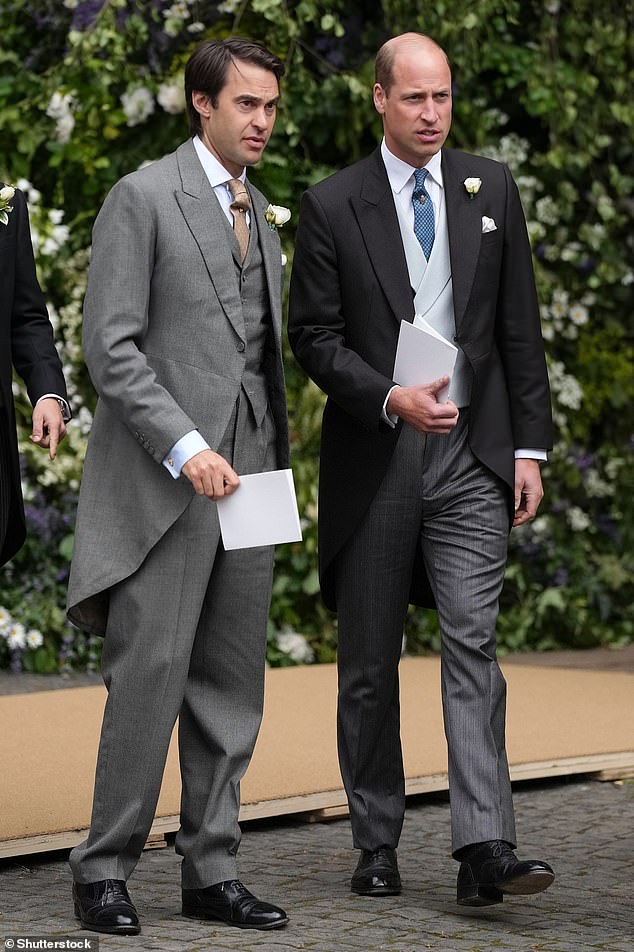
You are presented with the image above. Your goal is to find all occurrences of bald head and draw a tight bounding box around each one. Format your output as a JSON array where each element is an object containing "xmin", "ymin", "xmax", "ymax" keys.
[
  {"xmin": 375, "ymin": 33, "xmax": 450, "ymax": 94},
  {"xmin": 373, "ymin": 32, "xmax": 452, "ymax": 167}
]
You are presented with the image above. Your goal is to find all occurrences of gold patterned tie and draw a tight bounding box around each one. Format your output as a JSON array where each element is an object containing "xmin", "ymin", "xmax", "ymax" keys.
[{"xmin": 227, "ymin": 178, "xmax": 251, "ymax": 262}]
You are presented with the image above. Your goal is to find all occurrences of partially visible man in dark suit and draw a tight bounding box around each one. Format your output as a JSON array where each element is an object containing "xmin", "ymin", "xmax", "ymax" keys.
[
  {"xmin": 0, "ymin": 184, "xmax": 70, "ymax": 566},
  {"xmin": 289, "ymin": 33, "xmax": 555, "ymax": 906}
]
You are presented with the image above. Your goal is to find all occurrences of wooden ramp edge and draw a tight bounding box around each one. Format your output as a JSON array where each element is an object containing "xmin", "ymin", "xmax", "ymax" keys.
[
  {"xmin": 1, "ymin": 659, "xmax": 633, "ymax": 859},
  {"xmin": 2, "ymin": 752, "xmax": 632, "ymax": 860}
]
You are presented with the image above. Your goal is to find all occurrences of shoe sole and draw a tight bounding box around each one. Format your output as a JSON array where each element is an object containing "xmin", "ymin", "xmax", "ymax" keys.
[
  {"xmin": 75, "ymin": 917, "xmax": 140, "ymax": 935},
  {"xmin": 498, "ymin": 869, "xmax": 555, "ymax": 896},
  {"xmin": 182, "ymin": 909, "xmax": 289, "ymax": 930},
  {"xmin": 351, "ymin": 885, "xmax": 402, "ymax": 897},
  {"xmin": 457, "ymin": 869, "xmax": 555, "ymax": 906}
]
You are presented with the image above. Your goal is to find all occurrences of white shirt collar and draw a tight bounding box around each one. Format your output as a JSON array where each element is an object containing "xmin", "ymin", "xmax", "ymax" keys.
[
  {"xmin": 380, "ymin": 138, "xmax": 444, "ymax": 194},
  {"xmin": 193, "ymin": 135, "xmax": 246, "ymax": 188}
]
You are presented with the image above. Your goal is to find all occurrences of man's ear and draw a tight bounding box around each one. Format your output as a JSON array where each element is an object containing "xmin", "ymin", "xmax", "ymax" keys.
[
  {"xmin": 373, "ymin": 83, "xmax": 386, "ymax": 115},
  {"xmin": 191, "ymin": 90, "xmax": 212, "ymax": 119}
]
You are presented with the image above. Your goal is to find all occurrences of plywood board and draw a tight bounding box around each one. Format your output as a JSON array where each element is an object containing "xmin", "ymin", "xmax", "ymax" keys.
[{"xmin": 1, "ymin": 659, "xmax": 632, "ymax": 858}]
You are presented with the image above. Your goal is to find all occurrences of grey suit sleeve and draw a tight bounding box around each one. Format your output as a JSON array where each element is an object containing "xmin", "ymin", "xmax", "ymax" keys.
[{"xmin": 83, "ymin": 177, "xmax": 197, "ymax": 462}]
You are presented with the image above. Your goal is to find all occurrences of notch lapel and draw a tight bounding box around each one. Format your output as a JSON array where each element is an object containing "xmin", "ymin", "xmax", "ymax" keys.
[
  {"xmin": 350, "ymin": 150, "xmax": 415, "ymax": 327},
  {"xmin": 174, "ymin": 141, "xmax": 245, "ymax": 342},
  {"xmin": 442, "ymin": 149, "xmax": 483, "ymax": 331}
]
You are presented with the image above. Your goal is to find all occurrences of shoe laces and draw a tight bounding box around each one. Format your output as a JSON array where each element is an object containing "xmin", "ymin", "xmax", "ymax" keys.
[{"xmin": 486, "ymin": 840, "xmax": 514, "ymax": 859}]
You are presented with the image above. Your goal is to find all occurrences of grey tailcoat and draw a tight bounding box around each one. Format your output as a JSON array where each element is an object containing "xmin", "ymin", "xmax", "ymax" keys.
[{"xmin": 67, "ymin": 140, "xmax": 289, "ymax": 635}]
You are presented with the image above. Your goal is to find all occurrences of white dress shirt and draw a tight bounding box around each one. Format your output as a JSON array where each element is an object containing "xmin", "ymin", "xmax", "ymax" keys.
[{"xmin": 162, "ymin": 137, "xmax": 248, "ymax": 478}]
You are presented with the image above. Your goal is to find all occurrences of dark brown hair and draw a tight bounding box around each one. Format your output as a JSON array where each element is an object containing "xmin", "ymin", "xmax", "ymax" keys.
[{"xmin": 185, "ymin": 37, "xmax": 285, "ymax": 136}]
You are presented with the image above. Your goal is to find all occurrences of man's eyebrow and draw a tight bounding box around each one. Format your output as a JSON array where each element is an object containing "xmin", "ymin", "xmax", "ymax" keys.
[{"xmin": 234, "ymin": 93, "xmax": 280, "ymax": 104}]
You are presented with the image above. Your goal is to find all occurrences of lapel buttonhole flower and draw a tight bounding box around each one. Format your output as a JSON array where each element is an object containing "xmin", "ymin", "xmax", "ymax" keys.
[
  {"xmin": 463, "ymin": 177, "xmax": 482, "ymax": 199},
  {"xmin": 265, "ymin": 203, "xmax": 291, "ymax": 231},
  {"xmin": 0, "ymin": 185, "xmax": 15, "ymax": 226}
]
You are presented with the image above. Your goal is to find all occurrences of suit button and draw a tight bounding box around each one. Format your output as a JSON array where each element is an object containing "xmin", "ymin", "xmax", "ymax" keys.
[{"xmin": 237, "ymin": 341, "xmax": 245, "ymax": 352}]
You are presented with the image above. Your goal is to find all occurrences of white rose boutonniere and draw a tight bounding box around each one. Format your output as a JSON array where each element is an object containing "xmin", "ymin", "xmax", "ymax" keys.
[
  {"xmin": 0, "ymin": 185, "xmax": 15, "ymax": 226},
  {"xmin": 463, "ymin": 177, "xmax": 482, "ymax": 199},
  {"xmin": 265, "ymin": 203, "xmax": 291, "ymax": 231}
]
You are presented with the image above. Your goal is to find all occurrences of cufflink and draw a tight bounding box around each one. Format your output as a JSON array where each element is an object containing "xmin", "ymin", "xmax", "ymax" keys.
[{"xmin": 168, "ymin": 457, "xmax": 174, "ymax": 467}]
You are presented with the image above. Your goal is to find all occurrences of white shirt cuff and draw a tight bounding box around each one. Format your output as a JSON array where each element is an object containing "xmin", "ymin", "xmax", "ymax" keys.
[
  {"xmin": 36, "ymin": 393, "xmax": 71, "ymax": 421},
  {"xmin": 381, "ymin": 386, "xmax": 400, "ymax": 427},
  {"xmin": 163, "ymin": 430, "xmax": 210, "ymax": 478},
  {"xmin": 515, "ymin": 448, "xmax": 547, "ymax": 461}
]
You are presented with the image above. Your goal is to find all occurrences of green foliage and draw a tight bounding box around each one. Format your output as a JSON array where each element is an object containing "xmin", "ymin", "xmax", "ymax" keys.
[{"xmin": 1, "ymin": 0, "xmax": 632, "ymax": 671}]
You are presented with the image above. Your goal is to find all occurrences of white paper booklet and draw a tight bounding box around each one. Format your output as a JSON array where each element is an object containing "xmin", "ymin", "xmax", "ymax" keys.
[
  {"xmin": 393, "ymin": 316, "xmax": 458, "ymax": 404},
  {"xmin": 216, "ymin": 468, "xmax": 303, "ymax": 550}
]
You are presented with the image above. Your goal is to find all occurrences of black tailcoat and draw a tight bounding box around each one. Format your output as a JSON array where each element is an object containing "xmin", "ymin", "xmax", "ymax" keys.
[{"xmin": 0, "ymin": 186, "xmax": 68, "ymax": 565}]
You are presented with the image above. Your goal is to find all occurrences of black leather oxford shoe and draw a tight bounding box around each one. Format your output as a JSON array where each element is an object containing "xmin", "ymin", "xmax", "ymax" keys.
[
  {"xmin": 456, "ymin": 840, "xmax": 555, "ymax": 906},
  {"xmin": 182, "ymin": 880, "xmax": 288, "ymax": 930},
  {"xmin": 351, "ymin": 847, "xmax": 402, "ymax": 896},
  {"xmin": 73, "ymin": 879, "xmax": 140, "ymax": 935}
]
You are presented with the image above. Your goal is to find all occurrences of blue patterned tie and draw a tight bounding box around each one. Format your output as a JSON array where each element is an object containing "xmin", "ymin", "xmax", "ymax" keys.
[{"xmin": 412, "ymin": 167, "xmax": 435, "ymax": 260}]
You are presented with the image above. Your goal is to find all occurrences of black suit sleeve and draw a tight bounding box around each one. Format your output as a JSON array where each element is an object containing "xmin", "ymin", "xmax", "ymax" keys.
[
  {"xmin": 495, "ymin": 165, "xmax": 552, "ymax": 449},
  {"xmin": 288, "ymin": 189, "xmax": 396, "ymax": 431},
  {"xmin": 10, "ymin": 188, "xmax": 68, "ymax": 407}
]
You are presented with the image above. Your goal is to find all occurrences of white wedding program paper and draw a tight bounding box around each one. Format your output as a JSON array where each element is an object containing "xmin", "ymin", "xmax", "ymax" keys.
[
  {"xmin": 216, "ymin": 468, "xmax": 303, "ymax": 550},
  {"xmin": 393, "ymin": 316, "xmax": 458, "ymax": 403}
]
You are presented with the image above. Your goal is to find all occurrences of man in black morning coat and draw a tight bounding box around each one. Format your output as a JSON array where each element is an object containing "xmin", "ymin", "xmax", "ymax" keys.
[{"xmin": 0, "ymin": 184, "xmax": 70, "ymax": 566}]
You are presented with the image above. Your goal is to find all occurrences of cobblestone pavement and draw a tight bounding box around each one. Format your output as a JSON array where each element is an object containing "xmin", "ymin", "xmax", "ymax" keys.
[{"xmin": 1, "ymin": 778, "xmax": 633, "ymax": 952}]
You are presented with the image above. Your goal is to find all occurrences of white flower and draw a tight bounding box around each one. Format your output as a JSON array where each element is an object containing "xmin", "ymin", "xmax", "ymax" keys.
[
  {"xmin": 188, "ymin": 20, "xmax": 205, "ymax": 32},
  {"xmin": 26, "ymin": 629, "xmax": 44, "ymax": 649},
  {"xmin": 569, "ymin": 304, "xmax": 589, "ymax": 326},
  {"xmin": 264, "ymin": 204, "xmax": 291, "ymax": 230},
  {"xmin": 55, "ymin": 112, "xmax": 75, "ymax": 144},
  {"xmin": 46, "ymin": 91, "xmax": 73, "ymax": 120},
  {"xmin": 463, "ymin": 177, "xmax": 482, "ymax": 198},
  {"xmin": 566, "ymin": 506, "xmax": 591, "ymax": 533},
  {"xmin": 0, "ymin": 184, "xmax": 15, "ymax": 225},
  {"xmin": 530, "ymin": 515, "xmax": 551, "ymax": 539},
  {"xmin": 548, "ymin": 360, "xmax": 584, "ymax": 410},
  {"xmin": 165, "ymin": 1, "xmax": 189, "ymax": 16},
  {"xmin": 535, "ymin": 195, "xmax": 559, "ymax": 225},
  {"xmin": 585, "ymin": 469, "xmax": 613, "ymax": 498},
  {"xmin": 157, "ymin": 82, "xmax": 186, "ymax": 114},
  {"xmin": 6, "ymin": 622, "xmax": 27, "ymax": 650},
  {"xmin": 121, "ymin": 87, "xmax": 155, "ymax": 127},
  {"xmin": 276, "ymin": 627, "xmax": 314, "ymax": 663},
  {"xmin": 0, "ymin": 607, "xmax": 13, "ymax": 631}
]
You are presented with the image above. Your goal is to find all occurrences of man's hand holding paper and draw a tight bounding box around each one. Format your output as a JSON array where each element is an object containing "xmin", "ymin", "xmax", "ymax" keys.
[
  {"xmin": 390, "ymin": 315, "xmax": 460, "ymax": 434},
  {"xmin": 387, "ymin": 376, "xmax": 459, "ymax": 435}
]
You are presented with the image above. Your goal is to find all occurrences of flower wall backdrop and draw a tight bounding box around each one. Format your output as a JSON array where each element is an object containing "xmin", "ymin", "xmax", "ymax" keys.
[{"xmin": 0, "ymin": 0, "xmax": 632, "ymax": 672}]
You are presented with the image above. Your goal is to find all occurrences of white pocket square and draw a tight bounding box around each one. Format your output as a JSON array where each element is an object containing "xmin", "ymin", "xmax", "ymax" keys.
[{"xmin": 481, "ymin": 216, "xmax": 497, "ymax": 233}]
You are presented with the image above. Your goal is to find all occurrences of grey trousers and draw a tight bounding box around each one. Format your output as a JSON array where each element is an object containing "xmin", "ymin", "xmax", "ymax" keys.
[
  {"xmin": 70, "ymin": 398, "xmax": 277, "ymax": 888},
  {"xmin": 335, "ymin": 413, "xmax": 516, "ymax": 855}
]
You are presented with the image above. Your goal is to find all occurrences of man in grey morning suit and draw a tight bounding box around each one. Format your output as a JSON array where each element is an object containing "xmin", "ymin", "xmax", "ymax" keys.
[
  {"xmin": 288, "ymin": 33, "xmax": 555, "ymax": 906},
  {"xmin": 67, "ymin": 39, "xmax": 289, "ymax": 935}
]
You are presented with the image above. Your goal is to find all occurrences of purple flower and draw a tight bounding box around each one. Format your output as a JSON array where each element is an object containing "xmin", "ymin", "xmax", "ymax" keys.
[
  {"xmin": 71, "ymin": 1, "xmax": 107, "ymax": 32},
  {"xmin": 552, "ymin": 567, "xmax": 569, "ymax": 587},
  {"xmin": 577, "ymin": 257, "xmax": 596, "ymax": 274}
]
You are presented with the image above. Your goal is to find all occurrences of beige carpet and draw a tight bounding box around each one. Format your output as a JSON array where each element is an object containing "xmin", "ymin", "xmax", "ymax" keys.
[{"xmin": 1, "ymin": 659, "xmax": 632, "ymax": 856}]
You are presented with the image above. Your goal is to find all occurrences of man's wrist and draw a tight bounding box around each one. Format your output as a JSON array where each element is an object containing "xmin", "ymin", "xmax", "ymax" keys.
[{"xmin": 36, "ymin": 393, "xmax": 71, "ymax": 421}]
